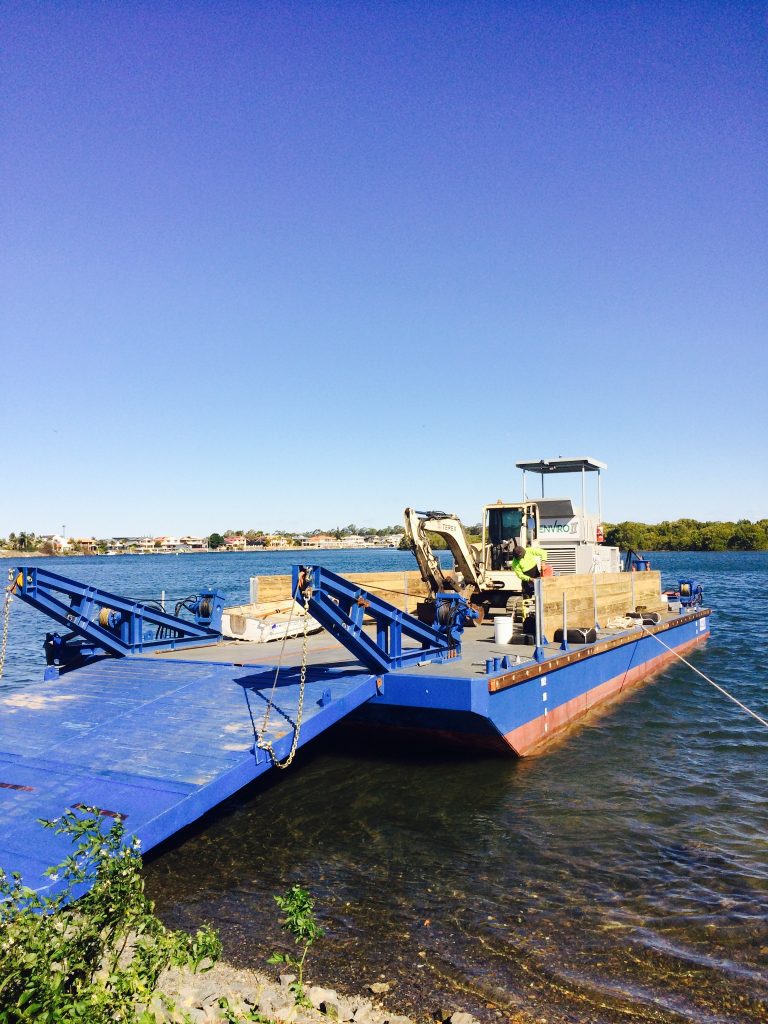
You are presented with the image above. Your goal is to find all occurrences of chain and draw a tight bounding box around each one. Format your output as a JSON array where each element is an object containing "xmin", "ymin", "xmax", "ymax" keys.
[
  {"xmin": 0, "ymin": 592, "xmax": 12, "ymax": 680},
  {"xmin": 256, "ymin": 586, "xmax": 312, "ymax": 769}
]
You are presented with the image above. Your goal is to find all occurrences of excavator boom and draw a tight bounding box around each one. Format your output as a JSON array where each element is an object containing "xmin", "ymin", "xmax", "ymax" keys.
[{"xmin": 403, "ymin": 509, "xmax": 483, "ymax": 596}]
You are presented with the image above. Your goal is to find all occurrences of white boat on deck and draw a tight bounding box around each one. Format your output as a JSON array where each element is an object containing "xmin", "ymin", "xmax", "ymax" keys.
[{"xmin": 221, "ymin": 600, "xmax": 322, "ymax": 644}]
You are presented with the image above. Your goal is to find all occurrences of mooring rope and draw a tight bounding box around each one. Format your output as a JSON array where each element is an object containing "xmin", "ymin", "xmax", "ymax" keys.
[{"xmin": 640, "ymin": 623, "xmax": 768, "ymax": 730}]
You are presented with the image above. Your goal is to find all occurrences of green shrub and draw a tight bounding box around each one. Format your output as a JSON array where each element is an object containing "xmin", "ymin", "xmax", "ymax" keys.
[
  {"xmin": 266, "ymin": 885, "xmax": 324, "ymax": 1007},
  {"xmin": 0, "ymin": 807, "xmax": 221, "ymax": 1023}
]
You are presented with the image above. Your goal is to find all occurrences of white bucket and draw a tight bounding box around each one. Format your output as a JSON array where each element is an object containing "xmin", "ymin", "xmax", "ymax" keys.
[{"xmin": 494, "ymin": 616, "xmax": 514, "ymax": 645}]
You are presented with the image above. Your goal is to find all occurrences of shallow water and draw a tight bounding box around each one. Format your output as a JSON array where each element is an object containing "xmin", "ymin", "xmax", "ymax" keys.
[{"xmin": 2, "ymin": 551, "xmax": 767, "ymax": 1021}]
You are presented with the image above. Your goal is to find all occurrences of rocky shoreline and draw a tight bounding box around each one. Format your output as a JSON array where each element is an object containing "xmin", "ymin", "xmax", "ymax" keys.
[{"xmin": 151, "ymin": 960, "xmax": 482, "ymax": 1024}]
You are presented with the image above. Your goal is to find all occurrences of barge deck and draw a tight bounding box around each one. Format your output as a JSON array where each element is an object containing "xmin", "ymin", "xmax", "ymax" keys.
[
  {"xmin": 0, "ymin": 653, "xmax": 379, "ymax": 893},
  {"xmin": 0, "ymin": 603, "xmax": 709, "ymax": 892}
]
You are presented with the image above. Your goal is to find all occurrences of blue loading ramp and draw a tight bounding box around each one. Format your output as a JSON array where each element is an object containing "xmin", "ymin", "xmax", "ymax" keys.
[{"xmin": 0, "ymin": 657, "xmax": 379, "ymax": 893}]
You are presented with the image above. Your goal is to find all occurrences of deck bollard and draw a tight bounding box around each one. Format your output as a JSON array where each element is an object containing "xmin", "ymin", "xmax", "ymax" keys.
[{"xmin": 485, "ymin": 658, "xmax": 494, "ymax": 674}]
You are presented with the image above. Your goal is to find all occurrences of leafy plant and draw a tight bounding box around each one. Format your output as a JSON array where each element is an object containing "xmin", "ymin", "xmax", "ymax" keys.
[
  {"xmin": 0, "ymin": 806, "xmax": 221, "ymax": 1023},
  {"xmin": 266, "ymin": 884, "xmax": 324, "ymax": 1007},
  {"xmin": 217, "ymin": 995, "xmax": 273, "ymax": 1023}
]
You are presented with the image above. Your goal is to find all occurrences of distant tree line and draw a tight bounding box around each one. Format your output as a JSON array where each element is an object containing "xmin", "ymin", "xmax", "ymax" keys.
[
  {"xmin": 1, "ymin": 531, "xmax": 36, "ymax": 551},
  {"xmin": 7, "ymin": 519, "xmax": 765, "ymax": 554},
  {"xmin": 398, "ymin": 519, "xmax": 768, "ymax": 553},
  {"xmin": 604, "ymin": 519, "xmax": 768, "ymax": 552},
  {"xmin": 398, "ymin": 525, "xmax": 483, "ymax": 550}
]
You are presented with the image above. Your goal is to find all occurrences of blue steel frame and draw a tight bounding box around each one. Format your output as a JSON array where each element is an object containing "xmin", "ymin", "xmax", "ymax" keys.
[
  {"xmin": 8, "ymin": 566, "xmax": 225, "ymax": 663},
  {"xmin": 292, "ymin": 564, "xmax": 464, "ymax": 673}
]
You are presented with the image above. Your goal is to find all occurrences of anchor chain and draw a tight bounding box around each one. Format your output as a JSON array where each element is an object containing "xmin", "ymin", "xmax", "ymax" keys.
[
  {"xmin": 0, "ymin": 587, "xmax": 14, "ymax": 681},
  {"xmin": 256, "ymin": 584, "xmax": 312, "ymax": 769}
]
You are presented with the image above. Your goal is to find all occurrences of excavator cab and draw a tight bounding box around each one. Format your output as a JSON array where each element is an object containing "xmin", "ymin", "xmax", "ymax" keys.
[{"xmin": 483, "ymin": 502, "xmax": 539, "ymax": 571}]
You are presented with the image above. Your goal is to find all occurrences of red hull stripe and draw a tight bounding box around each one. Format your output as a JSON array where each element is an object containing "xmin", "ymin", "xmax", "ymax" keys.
[{"xmin": 504, "ymin": 630, "xmax": 709, "ymax": 756}]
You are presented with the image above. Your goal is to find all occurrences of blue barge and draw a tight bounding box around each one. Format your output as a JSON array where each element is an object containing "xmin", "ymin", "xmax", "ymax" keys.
[{"xmin": 0, "ymin": 562, "xmax": 709, "ymax": 891}]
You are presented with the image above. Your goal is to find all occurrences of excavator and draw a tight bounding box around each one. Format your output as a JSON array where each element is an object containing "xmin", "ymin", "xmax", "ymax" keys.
[
  {"xmin": 404, "ymin": 500, "xmax": 540, "ymax": 623},
  {"xmin": 404, "ymin": 457, "xmax": 622, "ymax": 625}
]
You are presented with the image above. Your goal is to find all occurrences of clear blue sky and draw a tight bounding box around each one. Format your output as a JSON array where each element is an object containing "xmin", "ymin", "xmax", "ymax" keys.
[{"xmin": 2, "ymin": 1, "xmax": 766, "ymax": 537}]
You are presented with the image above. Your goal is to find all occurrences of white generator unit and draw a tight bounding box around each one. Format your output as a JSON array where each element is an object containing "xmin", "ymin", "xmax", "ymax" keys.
[{"xmin": 516, "ymin": 457, "xmax": 622, "ymax": 575}]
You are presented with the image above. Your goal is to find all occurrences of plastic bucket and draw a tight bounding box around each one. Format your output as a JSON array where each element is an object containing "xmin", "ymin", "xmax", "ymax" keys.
[{"xmin": 494, "ymin": 616, "xmax": 514, "ymax": 644}]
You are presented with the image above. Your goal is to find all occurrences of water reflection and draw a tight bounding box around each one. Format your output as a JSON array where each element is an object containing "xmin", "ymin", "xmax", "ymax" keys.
[{"xmin": 145, "ymin": 709, "xmax": 768, "ymax": 1022}]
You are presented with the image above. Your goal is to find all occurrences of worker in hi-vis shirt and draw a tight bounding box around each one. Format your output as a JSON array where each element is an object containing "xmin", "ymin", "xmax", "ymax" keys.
[{"xmin": 509, "ymin": 543, "xmax": 548, "ymax": 597}]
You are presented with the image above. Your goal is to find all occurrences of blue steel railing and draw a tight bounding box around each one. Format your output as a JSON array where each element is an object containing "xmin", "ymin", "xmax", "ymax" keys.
[
  {"xmin": 7, "ymin": 566, "xmax": 224, "ymax": 668},
  {"xmin": 292, "ymin": 564, "xmax": 473, "ymax": 674}
]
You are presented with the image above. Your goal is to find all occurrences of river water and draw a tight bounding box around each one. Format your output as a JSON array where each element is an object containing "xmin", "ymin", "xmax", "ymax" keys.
[{"xmin": 1, "ymin": 551, "xmax": 766, "ymax": 1022}]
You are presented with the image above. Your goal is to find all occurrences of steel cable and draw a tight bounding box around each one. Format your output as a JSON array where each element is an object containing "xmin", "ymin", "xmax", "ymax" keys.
[{"xmin": 640, "ymin": 623, "xmax": 768, "ymax": 730}]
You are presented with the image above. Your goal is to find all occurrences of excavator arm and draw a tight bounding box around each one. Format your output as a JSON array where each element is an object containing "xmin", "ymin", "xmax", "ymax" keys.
[{"xmin": 403, "ymin": 509, "xmax": 484, "ymax": 598}]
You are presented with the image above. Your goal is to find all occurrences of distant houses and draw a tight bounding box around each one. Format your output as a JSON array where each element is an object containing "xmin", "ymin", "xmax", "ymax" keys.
[
  {"xmin": 303, "ymin": 533, "xmax": 340, "ymax": 548},
  {"xmin": 181, "ymin": 536, "xmax": 207, "ymax": 550},
  {"xmin": 4, "ymin": 530, "xmax": 402, "ymax": 555},
  {"xmin": 37, "ymin": 534, "xmax": 71, "ymax": 553},
  {"xmin": 223, "ymin": 535, "xmax": 247, "ymax": 550},
  {"xmin": 298, "ymin": 533, "xmax": 401, "ymax": 549},
  {"xmin": 72, "ymin": 537, "xmax": 98, "ymax": 553},
  {"xmin": 38, "ymin": 535, "xmax": 96, "ymax": 553},
  {"xmin": 110, "ymin": 536, "xmax": 209, "ymax": 553}
]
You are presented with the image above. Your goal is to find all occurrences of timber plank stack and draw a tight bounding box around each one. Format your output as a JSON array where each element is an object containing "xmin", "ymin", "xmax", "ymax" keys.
[
  {"xmin": 252, "ymin": 571, "xmax": 431, "ymax": 614},
  {"xmin": 540, "ymin": 571, "xmax": 666, "ymax": 637},
  {"xmin": 252, "ymin": 569, "xmax": 666, "ymax": 638}
]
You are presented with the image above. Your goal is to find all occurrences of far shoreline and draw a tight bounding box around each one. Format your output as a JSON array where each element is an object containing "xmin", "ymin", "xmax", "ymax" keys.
[
  {"xmin": 0, "ymin": 545, "xmax": 404, "ymax": 558},
  {"xmin": 2, "ymin": 547, "xmax": 762, "ymax": 560}
]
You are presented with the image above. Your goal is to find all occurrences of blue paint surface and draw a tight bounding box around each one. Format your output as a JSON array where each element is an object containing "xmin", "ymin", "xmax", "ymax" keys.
[
  {"xmin": 0, "ymin": 656, "xmax": 379, "ymax": 892},
  {"xmin": 0, "ymin": 575, "xmax": 710, "ymax": 898},
  {"xmin": 354, "ymin": 615, "xmax": 710, "ymax": 746}
]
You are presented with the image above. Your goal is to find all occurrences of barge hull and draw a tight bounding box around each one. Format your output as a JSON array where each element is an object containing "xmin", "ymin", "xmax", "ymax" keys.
[
  {"xmin": 505, "ymin": 622, "xmax": 709, "ymax": 754},
  {"xmin": 350, "ymin": 611, "xmax": 711, "ymax": 756}
]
